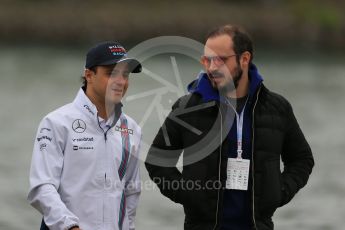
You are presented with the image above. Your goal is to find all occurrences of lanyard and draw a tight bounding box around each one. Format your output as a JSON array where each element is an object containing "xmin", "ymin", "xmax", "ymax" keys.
[{"xmin": 226, "ymin": 97, "xmax": 249, "ymax": 159}]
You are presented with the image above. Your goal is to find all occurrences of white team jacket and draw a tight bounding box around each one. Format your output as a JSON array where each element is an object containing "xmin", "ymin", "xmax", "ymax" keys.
[{"xmin": 28, "ymin": 88, "xmax": 142, "ymax": 230}]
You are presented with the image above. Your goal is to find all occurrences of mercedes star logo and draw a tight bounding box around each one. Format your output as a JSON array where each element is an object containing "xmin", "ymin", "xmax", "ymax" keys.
[{"xmin": 72, "ymin": 119, "xmax": 86, "ymax": 133}]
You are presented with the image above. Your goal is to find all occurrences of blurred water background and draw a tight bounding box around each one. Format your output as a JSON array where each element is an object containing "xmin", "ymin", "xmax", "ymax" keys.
[{"xmin": 0, "ymin": 0, "xmax": 344, "ymax": 229}]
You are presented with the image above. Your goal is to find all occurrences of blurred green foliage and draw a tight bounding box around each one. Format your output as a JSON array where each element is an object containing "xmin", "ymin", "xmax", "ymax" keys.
[
  {"xmin": 0, "ymin": 0, "xmax": 344, "ymax": 50},
  {"xmin": 290, "ymin": 0, "xmax": 343, "ymax": 29}
]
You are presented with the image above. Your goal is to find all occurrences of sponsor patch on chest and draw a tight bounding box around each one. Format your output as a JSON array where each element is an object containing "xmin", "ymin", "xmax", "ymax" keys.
[{"xmin": 115, "ymin": 126, "xmax": 133, "ymax": 135}]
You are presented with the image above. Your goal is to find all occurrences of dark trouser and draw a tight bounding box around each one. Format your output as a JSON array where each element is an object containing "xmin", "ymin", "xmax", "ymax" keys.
[{"xmin": 40, "ymin": 219, "xmax": 49, "ymax": 230}]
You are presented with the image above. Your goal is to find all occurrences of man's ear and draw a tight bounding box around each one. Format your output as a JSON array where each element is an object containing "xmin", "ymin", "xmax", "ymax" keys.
[
  {"xmin": 240, "ymin": 51, "xmax": 251, "ymax": 68},
  {"xmin": 84, "ymin": 68, "xmax": 94, "ymax": 84}
]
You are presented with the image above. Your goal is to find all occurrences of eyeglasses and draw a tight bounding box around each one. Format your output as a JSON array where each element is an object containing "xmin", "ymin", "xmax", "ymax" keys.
[{"xmin": 200, "ymin": 54, "xmax": 237, "ymax": 67}]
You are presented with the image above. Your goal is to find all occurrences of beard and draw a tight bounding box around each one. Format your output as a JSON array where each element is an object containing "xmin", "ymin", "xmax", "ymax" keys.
[{"xmin": 208, "ymin": 65, "xmax": 243, "ymax": 94}]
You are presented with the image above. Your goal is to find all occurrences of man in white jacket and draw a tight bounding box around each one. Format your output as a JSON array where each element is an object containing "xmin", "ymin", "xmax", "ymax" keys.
[{"xmin": 28, "ymin": 42, "xmax": 143, "ymax": 230}]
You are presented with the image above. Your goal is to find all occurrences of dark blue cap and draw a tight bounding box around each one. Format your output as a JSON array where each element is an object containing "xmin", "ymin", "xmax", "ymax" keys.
[{"xmin": 85, "ymin": 41, "xmax": 142, "ymax": 73}]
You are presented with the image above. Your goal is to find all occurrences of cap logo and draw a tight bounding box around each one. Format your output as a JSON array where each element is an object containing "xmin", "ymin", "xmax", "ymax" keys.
[{"xmin": 108, "ymin": 45, "xmax": 126, "ymax": 56}]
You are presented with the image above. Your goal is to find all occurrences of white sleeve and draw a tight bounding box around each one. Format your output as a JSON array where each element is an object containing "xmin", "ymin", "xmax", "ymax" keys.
[
  {"xmin": 27, "ymin": 117, "xmax": 79, "ymax": 230},
  {"xmin": 124, "ymin": 137, "xmax": 142, "ymax": 230}
]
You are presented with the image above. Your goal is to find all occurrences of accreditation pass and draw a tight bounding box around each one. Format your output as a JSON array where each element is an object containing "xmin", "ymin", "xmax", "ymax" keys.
[{"xmin": 226, "ymin": 158, "xmax": 250, "ymax": 190}]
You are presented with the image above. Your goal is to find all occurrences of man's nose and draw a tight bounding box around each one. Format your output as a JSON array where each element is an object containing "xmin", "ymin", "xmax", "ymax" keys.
[
  {"xmin": 118, "ymin": 77, "xmax": 127, "ymax": 87},
  {"xmin": 208, "ymin": 59, "xmax": 219, "ymax": 72}
]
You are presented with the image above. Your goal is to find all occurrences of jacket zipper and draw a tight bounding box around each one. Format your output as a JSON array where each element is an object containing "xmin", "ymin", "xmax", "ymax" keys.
[
  {"xmin": 97, "ymin": 114, "xmax": 110, "ymax": 225},
  {"xmin": 212, "ymin": 86, "xmax": 261, "ymax": 229},
  {"xmin": 251, "ymin": 86, "xmax": 262, "ymax": 230},
  {"xmin": 213, "ymin": 104, "xmax": 223, "ymax": 230}
]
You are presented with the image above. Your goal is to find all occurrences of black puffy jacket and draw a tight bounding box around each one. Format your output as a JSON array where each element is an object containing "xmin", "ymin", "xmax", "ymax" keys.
[{"xmin": 145, "ymin": 84, "xmax": 314, "ymax": 230}]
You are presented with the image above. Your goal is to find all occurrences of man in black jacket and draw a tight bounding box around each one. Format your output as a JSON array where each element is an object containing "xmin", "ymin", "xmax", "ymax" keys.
[{"xmin": 145, "ymin": 25, "xmax": 314, "ymax": 230}]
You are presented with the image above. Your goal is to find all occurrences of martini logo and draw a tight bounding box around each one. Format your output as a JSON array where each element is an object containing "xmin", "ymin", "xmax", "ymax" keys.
[
  {"xmin": 115, "ymin": 126, "xmax": 133, "ymax": 135},
  {"xmin": 109, "ymin": 45, "xmax": 126, "ymax": 56}
]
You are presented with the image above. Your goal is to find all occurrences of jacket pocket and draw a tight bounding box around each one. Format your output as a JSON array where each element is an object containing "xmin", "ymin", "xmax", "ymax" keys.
[
  {"xmin": 181, "ymin": 188, "xmax": 214, "ymax": 221},
  {"xmin": 259, "ymin": 159, "xmax": 282, "ymax": 216}
]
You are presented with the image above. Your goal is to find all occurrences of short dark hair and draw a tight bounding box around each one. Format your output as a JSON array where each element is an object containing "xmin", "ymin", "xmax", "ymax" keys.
[{"xmin": 206, "ymin": 24, "xmax": 254, "ymax": 63}]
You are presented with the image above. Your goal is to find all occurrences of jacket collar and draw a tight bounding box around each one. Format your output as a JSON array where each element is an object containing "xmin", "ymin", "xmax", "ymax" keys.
[
  {"xmin": 73, "ymin": 88, "xmax": 123, "ymax": 123},
  {"xmin": 187, "ymin": 63, "xmax": 263, "ymax": 103}
]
